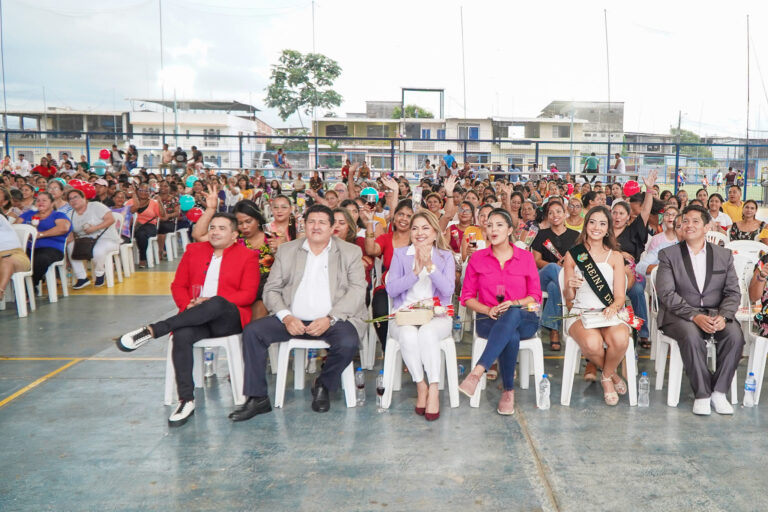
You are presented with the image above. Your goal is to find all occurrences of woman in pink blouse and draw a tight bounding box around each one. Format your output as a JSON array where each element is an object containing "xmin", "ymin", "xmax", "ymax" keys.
[{"xmin": 458, "ymin": 208, "xmax": 542, "ymax": 415}]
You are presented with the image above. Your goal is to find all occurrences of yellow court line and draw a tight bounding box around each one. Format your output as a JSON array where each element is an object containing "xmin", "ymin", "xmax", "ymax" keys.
[
  {"xmin": 0, "ymin": 358, "xmax": 83, "ymax": 409},
  {"xmin": 0, "ymin": 357, "xmax": 165, "ymax": 361}
]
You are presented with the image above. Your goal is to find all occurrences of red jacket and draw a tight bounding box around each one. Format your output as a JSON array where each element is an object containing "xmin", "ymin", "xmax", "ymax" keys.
[
  {"xmin": 171, "ymin": 242, "xmax": 260, "ymax": 327},
  {"xmin": 32, "ymin": 165, "xmax": 57, "ymax": 178}
]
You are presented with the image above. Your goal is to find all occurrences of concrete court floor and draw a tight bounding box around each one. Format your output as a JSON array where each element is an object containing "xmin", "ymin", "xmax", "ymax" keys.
[{"xmin": 1, "ymin": 264, "xmax": 767, "ymax": 511}]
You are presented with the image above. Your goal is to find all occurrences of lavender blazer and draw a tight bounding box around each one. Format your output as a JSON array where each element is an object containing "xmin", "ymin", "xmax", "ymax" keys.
[{"xmin": 385, "ymin": 245, "xmax": 456, "ymax": 310}]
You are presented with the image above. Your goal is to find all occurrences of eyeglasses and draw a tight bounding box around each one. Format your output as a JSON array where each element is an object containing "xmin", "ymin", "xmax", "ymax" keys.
[
  {"xmin": 567, "ymin": 203, "xmax": 580, "ymax": 209},
  {"xmin": 458, "ymin": 207, "xmax": 472, "ymax": 213}
]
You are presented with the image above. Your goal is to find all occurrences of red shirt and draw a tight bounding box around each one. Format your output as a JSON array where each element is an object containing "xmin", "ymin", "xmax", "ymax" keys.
[
  {"xmin": 341, "ymin": 165, "xmax": 349, "ymax": 180},
  {"xmin": 460, "ymin": 245, "xmax": 542, "ymax": 307},
  {"xmin": 171, "ymin": 242, "xmax": 260, "ymax": 327},
  {"xmin": 32, "ymin": 165, "xmax": 57, "ymax": 178}
]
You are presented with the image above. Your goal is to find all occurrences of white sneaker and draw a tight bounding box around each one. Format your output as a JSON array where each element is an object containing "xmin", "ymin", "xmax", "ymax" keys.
[
  {"xmin": 692, "ymin": 397, "xmax": 712, "ymax": 416},
  {"xmin": 711, "ymin": 392, "xmax": 734, "ymax": 415},
  {"xmin": 116, "ymin": 327, "xmax": 153, "ymax": 352},
  {"xmin": 168, "ymin": 400, "xmax": 195, "ymax": 426}
]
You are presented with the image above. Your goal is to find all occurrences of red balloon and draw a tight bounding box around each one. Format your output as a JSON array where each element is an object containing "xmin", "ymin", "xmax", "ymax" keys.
[
  {"xmin": 99, "ymin": 149, "xmax": 110, "ymax": 160},
  {"xmin": 623, "ymin": 180, "xmax": 641, "ymax": 197},
  {"xmin": 69, "ymin": 179, "xmax": 86, "ymax": 189},
  {"xmin": 82, "ymin": 183, "xmax": 96, "ymax": 200},
  {"xmin": 567, "ymin": 183, "xmax": 574, "ymax": 195},
  {"xmin": 186, "ymin": 207, "xmax": 204, "ymax": 223}
]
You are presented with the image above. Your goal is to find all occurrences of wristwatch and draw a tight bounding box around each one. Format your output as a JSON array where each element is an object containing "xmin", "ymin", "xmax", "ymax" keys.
[{"xmin": 327, "ymin": 315, "xmax": 338, "ymax": 326}]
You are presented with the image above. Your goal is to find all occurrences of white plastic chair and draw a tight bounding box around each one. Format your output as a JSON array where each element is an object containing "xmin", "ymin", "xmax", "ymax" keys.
[
  {"xmin": 273, "ymin": 339, "xmax": 356, "ymax": 408},
  {"xmin": 747, "ymin": 334, "xmax": 768, "ymax": 404},
  {"xmin": 705, "ymin": 231, "xmax": 729, "ymax": 246},
  {"xmin": 102, "ymin": 213, "xmax": 124, "ymax": 288},
  {"xmin": 380, "ymin": 334, "xmax": 460, "ymax": 409},
  {"xmin": 0, "ymin": 225, "xmax": 37, "ymax": 317},
  {"xmin": 558, "ymin": 268, "xmax": 638, "ymax": 406},
  {"xmin": 467, "ymin": 314, "xmax": 544, "ymax": 408},
  {"xmin": 163, "ymin": 334, "xmax": 246, "ymax": 406},
  {"xmin": 41, "ymin": 258, "xmax": 68, "ymax": 303},
  {"xmin": 726, "ymin": 239, "xmax": 766, "ymax": 257}
]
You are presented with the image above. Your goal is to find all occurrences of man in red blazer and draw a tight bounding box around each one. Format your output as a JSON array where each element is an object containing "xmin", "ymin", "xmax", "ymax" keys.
[{"xmin": 117, "ymin": 212, "xmax": 260, "ymax": 426}]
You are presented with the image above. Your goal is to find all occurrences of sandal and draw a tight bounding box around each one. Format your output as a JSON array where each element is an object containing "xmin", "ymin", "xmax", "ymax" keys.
[
  {"xmin": 487, "ymin": 363, "xmax": 498, "ymax": 381},
  {"xmin": 549, "ymin": 329, "xmax": 561, "ymax": 351},
  {"xmin": 611, "ymin": 373, "xmax": 628, "ymax": 395},
  {"xmin": 639, "ymin": 338, "xmax": 651, "ymax": 350},
  {"xmin": 601, "ymin": 375, "xmax": 619, "ymax": 406}
]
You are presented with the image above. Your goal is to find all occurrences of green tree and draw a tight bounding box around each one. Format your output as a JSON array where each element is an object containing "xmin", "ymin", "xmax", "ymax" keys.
[
  {"xmin": 670, "ymin": 127, "xmax": 717, "ymax": 167},
  {"xmin": 392, "ymin": 104, "xmax": 434, "ymax": 119},
  {"xmin": 265, "ymin": 50, "xmax": 343, "ymax": 123}
]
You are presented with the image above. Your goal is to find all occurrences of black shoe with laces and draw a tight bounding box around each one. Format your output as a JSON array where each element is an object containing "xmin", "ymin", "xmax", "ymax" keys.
[
  {"xmin": 94, "ymin": 275, "xmax": 105, "ymax": 287},
  {"xmin": 72, "ymin": 278, "xmax": 91, "ymax": 290},
  {"xmin": 116, "ymin": 326, "xmax": 153, "ymax": 352}
]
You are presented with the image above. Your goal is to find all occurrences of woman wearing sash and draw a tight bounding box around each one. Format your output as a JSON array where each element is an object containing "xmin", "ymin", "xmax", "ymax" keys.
[
  {"xmin": 458, "ymin": 208, "xmax": 542, "ymax": 415},
  {"xmin": 563, "ymin": 206, "xmax": 631, "ymax": 406}
]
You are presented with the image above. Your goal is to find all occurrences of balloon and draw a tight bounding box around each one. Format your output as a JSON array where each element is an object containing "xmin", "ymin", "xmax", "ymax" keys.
[
  {"xmin": 99, "ymin": 149, "xmax": 110, "ymax": 160},
  {"xmin": 179, "ymin": 194, "xmax": 195, "ymax": 212},
  {"xmin": 185, "ymin": 175, "xmax": 199, "ymax": 188},
  {"xmin": 53, "ymin": 177, "xmax": 67, "ymax": 187},
  {"xmin": 623, "ymin": 180, "xmax": 641, "ymax": 197},
  {"xmin": 92, "ymin": 160, "xmax": 107, "ymax": 176},
  {"xmin": 186, "ymin": 207, "xmax": 204, "ymax": 223},
  {"xmin": 69, "ymin": 179, "xmax": 86, "ymax": 189},
  {"xmin": 567, "ymin": 183, "xmax": 574, "ymax": 195},
  {"xmin": 82, "ymin": 183, "xmax": 96, "ymax": 200}
]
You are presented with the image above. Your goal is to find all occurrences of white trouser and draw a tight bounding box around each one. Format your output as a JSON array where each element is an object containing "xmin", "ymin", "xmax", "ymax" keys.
[
  {"xmin": 67, "ymin": 238, "xmax": 121, "ymax": 278},
  {"xmin": 389, "ymin": 316, "xmax": 452, "ymax": 384}
]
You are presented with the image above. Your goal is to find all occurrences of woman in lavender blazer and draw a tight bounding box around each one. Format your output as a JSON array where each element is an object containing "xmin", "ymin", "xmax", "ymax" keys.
[{"xmin": 385, "ymin": 211, "xmax": 456, "ymax": 421}]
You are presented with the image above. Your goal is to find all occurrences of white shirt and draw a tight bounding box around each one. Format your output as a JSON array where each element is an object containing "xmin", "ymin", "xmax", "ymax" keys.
[
  {"xmin": 711, "ymin": 211, "xmax": 733, "ymax": 230},
  {"xmin": 403, "ymin": 245, "xmax": 435, "ymax": 305},
  {"xmin": 0, "ymin": 214, "xmax": 21, "ymax": 251},
  {"xmin": 615, "ymin": 157, "xmax": 626, "ymax": 174},
  {"xmin": 201, "ymin": 254, "xmax": 222, "ymax": 298},
  {"xmin": 277, "ymin": 240, "xmax": 333, "ymax": 321},
  {"xmin": 70, "ymin": 202, "xmax": 121, "ymax": 243},
  {"xmin": 687, "ymin": 242, "xmax": 707, "ymax": 295}
]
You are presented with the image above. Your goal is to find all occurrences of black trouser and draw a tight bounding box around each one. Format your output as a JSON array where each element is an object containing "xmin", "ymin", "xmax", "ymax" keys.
[
  {"xmin": 150, "ymin": 296, "xmax": 242, "ymax": 401},
  {"xmin": 157, "ymin": 220, "xmax": 176, "ymax": 235},
  {"xmin": 31, "ymin": 247, "xmax": 63, "ymax": 286},
  {"xmin": 242, "ymin": 315, "xmax": 359, "ymax": 398},
  {"xmin": 134, "ymin": 223, "xmax": 157, "ymax": 262},
  {"xmin": 585, "ymin": 169, "xmax": 598, "ymax": 183},
  {"xmin": 371, "ymin": 288, "xmax": 389, "ymax": 353},
  {"xmin": 662, "ymin": 318, "xmax": 744, "ymax": 399}
]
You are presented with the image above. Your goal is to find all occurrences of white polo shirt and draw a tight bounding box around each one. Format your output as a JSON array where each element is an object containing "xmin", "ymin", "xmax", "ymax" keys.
[{"xmin": 277, "ymin": 239, "xmax": 333, "ymax": 322}]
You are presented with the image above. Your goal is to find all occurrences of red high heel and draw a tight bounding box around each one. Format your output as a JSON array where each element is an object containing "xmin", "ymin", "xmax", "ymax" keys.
[
  {"xmin": 414, "ymin": 406, "xmax": 426, "ymax": 416},
  {"xmin": 425, "ymin": 411, "xmax": 440, "ymax": 421}
]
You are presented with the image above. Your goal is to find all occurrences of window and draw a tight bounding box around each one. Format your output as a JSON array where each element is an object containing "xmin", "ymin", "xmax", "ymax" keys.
[
  {"xmin": 186, "ymin": 130, "xmax": 190, "ymax": 140},
  {"xmin": 458, "ymin": 125, "xmax": 480, "ymax": 140},
  {"xmin": 465, "ymin": 153, "xmax": 490, "ymax": 164},
  {"xmin": 326, "ymin": 124, "xmax": 348, "ymax": 137},
  {"xmin": 436, "ymin": 129, "xmax": 446, "ymax": 140},
  {"xmin": 203, "ymin": 129, "xmax": 220, "ymax": 147},
  {"xmin": 647, "ymin": 144, "xmax": 661, "ymax": 152},
  {"xmin": 552, "ymin": 125, "xmax": 570, "ymax": 138},
  {"xmin": 405, "ymin": 123, "xmax": 420, "ymax": 139},
  {"xmin": 367, "ymin": 125, "xmax": 389, "ymax": 138},
  {"xmin": 524, "ymin": 124, "xmax": 540, "ymax": 138},
  {"xmin": 142, "ymin": 128, "xmax": 160, "ymax": 145},
  {"xmin": 421, "ymin": 129, "xmax": 431, "ymax": 140}
]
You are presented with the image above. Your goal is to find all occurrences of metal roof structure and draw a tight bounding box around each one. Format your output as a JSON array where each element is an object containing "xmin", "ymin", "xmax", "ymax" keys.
[{"xmin": 128, "ymin": 99, "xmax": 260, "ymax": 112}]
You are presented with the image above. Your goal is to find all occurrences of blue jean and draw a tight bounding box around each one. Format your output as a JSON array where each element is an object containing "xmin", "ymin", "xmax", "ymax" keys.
[
  {"xmin": 476, "ymin": 309, "xmax": 540, "ymax": 391},
  {"xmin": 626, "ymin": 279, "xmax": 649, "ymax": 338},
  {"xmin": 539, "ymin": 263, "xmax": 562, "ymax": 331}
]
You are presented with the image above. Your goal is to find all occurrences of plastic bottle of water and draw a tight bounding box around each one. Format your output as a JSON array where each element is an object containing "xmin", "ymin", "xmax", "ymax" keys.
[
  {"xmin": 538, "ymin": 374, "xmax": 550, "ymax": 410},
  {"xmin": 204, "ymin": 350, "xmax": 215, "ymax": 378},
  {"xmin": 307, "ymin": 349, "xmax": 317, "ymax": 374},
  {"xmin": 744, "ymin": 371, "xmax": 757, "ymax": 407},
  {"xmin": 457, "ymin": 364, "xmax": 465, "ymax": 378},
  {"xmin": 452, "ymin": 316, "xmax": 463, "ymax": 342},
  {"xmin": 638, "ymin": 371, "xmax": 650, "ymax": 407},
  {"xmin": 376, "ymin": 370, "xmax": 385, "ymax": 413},
  {"xmin": 355, "ymin": 367, "xmax": 366, "ymax": 407}
]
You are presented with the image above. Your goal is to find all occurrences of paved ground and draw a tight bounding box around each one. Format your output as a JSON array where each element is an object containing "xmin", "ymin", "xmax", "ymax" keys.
[{"xmin": 1, "ymin": 261, "xmax": 766, "ymax": 511}]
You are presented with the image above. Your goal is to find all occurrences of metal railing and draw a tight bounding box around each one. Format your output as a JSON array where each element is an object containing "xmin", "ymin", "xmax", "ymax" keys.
[{"xmin": 3, "ymin": 129, "xmax": 767, "ymax": 198}]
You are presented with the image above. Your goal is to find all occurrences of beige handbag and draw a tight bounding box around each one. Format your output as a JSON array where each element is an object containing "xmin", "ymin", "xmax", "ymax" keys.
[{"xmin": 394, "ymin": 309, "xmax": 434, "ymax": 326}]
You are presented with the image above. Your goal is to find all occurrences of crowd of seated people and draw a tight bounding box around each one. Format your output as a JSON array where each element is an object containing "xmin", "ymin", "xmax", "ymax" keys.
[{"xmin": 1, "ymin": 157, "xmax": 758, "ymax": 423}]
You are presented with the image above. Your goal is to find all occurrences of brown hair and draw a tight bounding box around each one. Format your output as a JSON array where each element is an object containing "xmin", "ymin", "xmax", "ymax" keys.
[
  {"xmin": 575, "ymin": 206, "xmax": 620, "ymax": 251},
  {"xmin": 410, "ymin": 210, "xmax": 449, "ymax": 251},
  {"xmin": 331, "ymin": 207, "xmax": 357, "ymax": 244}
]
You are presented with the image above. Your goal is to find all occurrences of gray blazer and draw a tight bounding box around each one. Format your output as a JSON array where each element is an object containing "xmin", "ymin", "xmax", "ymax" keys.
[
  {"xmin": 263, "ymin": 236, "xmax": 368, "ymax": 339},
  {"xmin": 656, "ymin": 241, "xmax": 741, "ymax": 329}
]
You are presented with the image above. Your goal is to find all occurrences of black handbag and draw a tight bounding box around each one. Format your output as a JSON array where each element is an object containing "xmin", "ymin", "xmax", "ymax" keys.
[{"xmin": 71, "ymin": 220, "xmax": 107, "ymax": 260}]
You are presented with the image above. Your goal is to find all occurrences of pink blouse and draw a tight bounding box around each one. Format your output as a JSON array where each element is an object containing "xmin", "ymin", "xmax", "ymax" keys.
[{"xmin": 460, "ymin": 246, "xmax": 542, "ymax": 307}]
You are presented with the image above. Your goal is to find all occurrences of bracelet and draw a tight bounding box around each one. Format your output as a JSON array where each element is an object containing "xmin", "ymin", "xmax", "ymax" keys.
[
  {"xmin": 758, "ymin": 274, "xmax": 767, "ymax": 282},
  {"xmin": 365, "ymin": 233, "xmax": 375, "ymax": 239}
]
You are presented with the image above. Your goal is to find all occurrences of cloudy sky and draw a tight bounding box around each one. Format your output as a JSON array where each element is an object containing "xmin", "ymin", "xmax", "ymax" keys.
[{"xmin": 4, "ymin": 0, "xmax": 768, "ymax": 137}]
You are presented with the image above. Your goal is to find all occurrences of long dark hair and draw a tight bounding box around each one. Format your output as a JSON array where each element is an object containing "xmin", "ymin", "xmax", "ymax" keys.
[
  {"xmin": 340, "ymin": 199, "xmax": 365, "ymax": 230},
  {"xmin": 391, "ymin": 199, "xmax": 414, "ymax": 233},
  {"xmin": 272, "ymin": 195, "xmax": 297, "ymax": 239},
  {"xmin": 575, "ymin": 206, "xmax": 620, "ymax": 251}
]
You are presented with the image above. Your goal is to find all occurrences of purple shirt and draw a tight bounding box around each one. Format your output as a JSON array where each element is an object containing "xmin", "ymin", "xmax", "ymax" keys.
[
  {"xmin": 460, "ymin": 245, "xmax": 542, "ymax": 307},
  {"xmin": 386, "ymin": 246, "xmax": 455, "ymax": 310}
]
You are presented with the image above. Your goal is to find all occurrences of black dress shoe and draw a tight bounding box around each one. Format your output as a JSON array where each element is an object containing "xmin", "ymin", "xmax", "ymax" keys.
[
  {"xmin": 229, "ymin": 396, "xmax": 272, "ymax": 422},
  {"xmin": 311, "ymin": 382, "xmax": 331, "ymax": 413}
]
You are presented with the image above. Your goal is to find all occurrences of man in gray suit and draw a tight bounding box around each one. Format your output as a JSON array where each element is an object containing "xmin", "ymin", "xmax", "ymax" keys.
[
  {"xmin": 231, "ymin": 204, "xmax": 367, "ymax": 420},
  {"xmin": 656, "ymin": 204, "xmax": 744, "ymax": 416}
]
